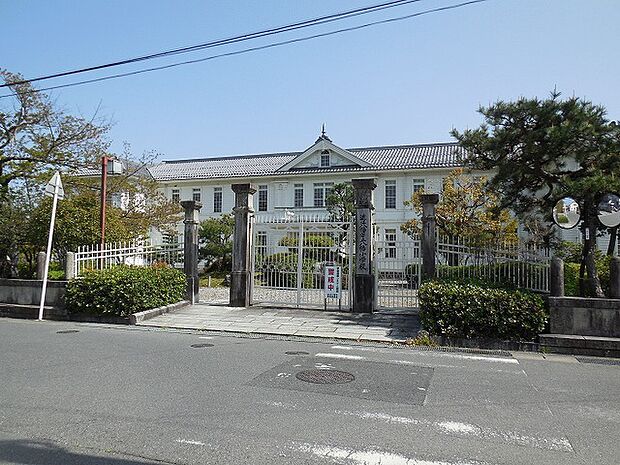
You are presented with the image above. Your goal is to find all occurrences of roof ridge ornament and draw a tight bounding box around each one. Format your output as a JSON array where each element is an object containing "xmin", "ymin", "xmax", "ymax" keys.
[{"xmin": 316, "ymin": 123, "xmax": 332, "ymax": 143}]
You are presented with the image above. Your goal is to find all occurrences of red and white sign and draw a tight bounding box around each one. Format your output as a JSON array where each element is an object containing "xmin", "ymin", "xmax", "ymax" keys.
[{"xmin": 324, "ymin": 265, "xmax": 342, "ymax": 299}]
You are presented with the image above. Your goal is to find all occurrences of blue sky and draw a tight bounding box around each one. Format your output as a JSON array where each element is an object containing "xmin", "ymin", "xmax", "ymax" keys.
[{"xmin": 2, "ymin": 0, "xmax": 619, "ymax": 161}]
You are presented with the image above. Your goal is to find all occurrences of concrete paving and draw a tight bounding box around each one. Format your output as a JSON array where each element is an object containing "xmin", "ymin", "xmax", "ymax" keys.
[{"xmin": 138, "ymin": 303, "xmax": 421, "ymax": 343}]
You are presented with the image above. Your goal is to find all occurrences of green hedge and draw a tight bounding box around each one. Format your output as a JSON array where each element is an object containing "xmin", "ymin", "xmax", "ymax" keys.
[
  {"xmin": 435, "ymin": 262, "xmax": 548, "ymax": 290},
  {"xmin": 564, "ymin": 256, "xmax": 612, "ymax": 297},
  {"xmin": 418, "ymin": 281, "xmax": 547, "ymax": 341},
  {"xmin": 65, "ymin": 265, "xmax": 186, "ymax": 317},
  {"xmin": 255, "ymin": 252, "xmax": 318, "ymax": 288}
]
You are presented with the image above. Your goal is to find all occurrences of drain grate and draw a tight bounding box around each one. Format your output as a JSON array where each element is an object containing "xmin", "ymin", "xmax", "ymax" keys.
[
  {"xmin": 56, "ymin": 330, "xmax": 79, "ymax": 334},
  {"xmin": 576, "ymin": 356, "xmax": 620, "ymax": 366},
  {"xmin": 191, "ymin": 343, "xmax": 214, "ymax": 348},
  {"xmin": 295, "ymin": 369, "xmax": 355, "ymax": 384},
  {"xmin": 285, "ymin": 351, "xmax": 310, "ymax": 356}
]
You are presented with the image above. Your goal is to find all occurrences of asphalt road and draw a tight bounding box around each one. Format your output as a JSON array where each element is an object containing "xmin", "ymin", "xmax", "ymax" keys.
[{"xmin": 1, "ymin": 318, "xmax": 619, "ymax": 465}]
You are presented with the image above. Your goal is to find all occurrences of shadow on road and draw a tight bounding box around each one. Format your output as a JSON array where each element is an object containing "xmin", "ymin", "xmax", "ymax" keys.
[{"xmin": 0, "ymin": 439, "xmax": 164, "ymax": 465}]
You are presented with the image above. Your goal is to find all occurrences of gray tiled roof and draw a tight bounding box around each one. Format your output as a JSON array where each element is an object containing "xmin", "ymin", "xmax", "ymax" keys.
[{"xmin": 149, "ymin": 142, "xmax": 465, "ymax": 182}]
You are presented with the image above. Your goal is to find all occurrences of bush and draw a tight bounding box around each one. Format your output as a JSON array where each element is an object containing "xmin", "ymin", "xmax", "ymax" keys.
[
  {"xmin": 255, "ymin": 252, "xmax": 318, "ymax": 288},
  {"xmin": 418, "ymin": 281, "xmax": 547, "ymax": 341},
  {"xmin": 564, "ymin": 255, "xmax": 612, "ymax": 297},
  {"xmin": 65, "ymin": 264, "xmax": 186, "ymax": 317},
  {"xmin": 435, "ymin": 262, "xmax": 548, "ymax": 290}
]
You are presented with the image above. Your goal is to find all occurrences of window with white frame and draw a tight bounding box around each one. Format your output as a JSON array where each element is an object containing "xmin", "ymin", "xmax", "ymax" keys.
[
  {"xmin": 313, "ymin": 182, "xmax": 334, "ymax": 207},
  {"xmin": 294, "ymin": 184, "xmax": 304, "ymax": 208},
  {"xmin": 213, "ymin": 187, "xmax": 222, "ymax": 213},
  {"xmin": 412, "ymin": 179, "xmax": 425, "ymax": 194},
  {"xmin": 385, "ymin": 180, "xmax": 396, "ymax": 209},
  {"xmin": 192, "ymin": 188, "xmax": 201, "ymax": 203},
  {"xmin": 320, "ymin": 150, "xmax": 331, "ymax": 167},
  {"xmin": 171, "ymin": 188, "xmax": 180, "ymax": 203},
  {"xmin": 385, "ymin": 229, "xmax": 397, "ymax": 258},
  {"xmin": 258, "ymin": 185, "xmax": 268, "ymax": 211}
]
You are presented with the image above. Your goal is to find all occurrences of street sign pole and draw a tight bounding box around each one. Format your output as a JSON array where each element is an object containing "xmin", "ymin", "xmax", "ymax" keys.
[{"xmin": 39, "ymin": 172, "xmax": 63, "ymax": 321}]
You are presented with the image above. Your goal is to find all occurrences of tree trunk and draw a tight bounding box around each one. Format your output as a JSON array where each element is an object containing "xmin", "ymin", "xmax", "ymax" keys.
[
  {"xmin": 607, "ymin": 227, "xmax": 618, "ymax": 256},
  {"xmin": 582, "ymin": 206, "xmax": 604, "ymax": 297}
]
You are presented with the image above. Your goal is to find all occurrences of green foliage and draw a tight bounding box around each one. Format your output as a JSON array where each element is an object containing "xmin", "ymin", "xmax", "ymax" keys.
[
  {"xmin": 563, "ymin": 256, "xmax": 612, "ymax": 297},
  {"xmin": 435, "ymin": 262, "xmax": 549, "ymax": 291},
  {"xmin": 278, "ymin": 234, "xmax": 336, "ymax": 262},
  {"xmin": 401, "ymin": 168, "xmax": 518, "ymax": 246},
  {"xmin": 452, "ymin": 91, "xmax": 620, "ymax": 296},
  {"xmin": 199, "ymin": 214, "xmax": 234, "ymax": 272},
  {"xmin": 418, "ymin": 281, "xmax": 548, "ymax": 341},
  {"xmin": 326, "ymin": 183, "xmax": 355, "ymax": 222},
  {"xmin": 255, "ymin": 252, "xmax": 318, "ymax": 288},
  {"xmin": 65, "ymin": 265, "xmax": 186, "ymax": 317}
]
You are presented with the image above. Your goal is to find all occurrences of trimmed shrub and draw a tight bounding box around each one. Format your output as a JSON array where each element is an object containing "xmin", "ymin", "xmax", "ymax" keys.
[
  {"xmin": 255, "ymin": 252, "xmax": 317, "ymax": 288},
  {"xmin": 418, "ymin": 281, "xmax": 547, "ymax": 341},
  {"xmin": 564, "ymin": 256, "xmax": 612, "ymax": 297},
  {"xmin": 65, "ymin": 264, "xmax": 186, "ymax": 317},
  {"xmin": 435, "ymin": 262, "xmax": 548, "ymax": 290}
]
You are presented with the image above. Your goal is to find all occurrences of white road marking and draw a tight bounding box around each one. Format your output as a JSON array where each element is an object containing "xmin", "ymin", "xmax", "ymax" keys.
[
  {"xmin": 176, "ymin": 438, "xmax": 206, "ymax": 446},
  {"xmin": 296, "ymin": 443, "xmax": 487, "ymax": 465},
  {"xmin": 265, "ymin": 402, "xmax": 573, "ymax": 453},
  {"xmin": 315, "ymin": 352, "xmax": 365, "ymax": 360},
  {"xmin": 198, "ymin": 336, "xmax": 213, "ymax": 339},
  {"xmin": 330, "ymin": 345, "xmax": 518, "ymax": 365}
]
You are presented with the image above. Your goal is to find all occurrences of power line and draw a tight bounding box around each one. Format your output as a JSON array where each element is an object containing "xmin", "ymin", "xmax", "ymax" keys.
[
  {"xmin": 0, "ymin": 0, "xmax": 487, "ymax": 99},
  {"xmin": 1, "ymin": 0, "xmax": 423, "ymax": 88}
]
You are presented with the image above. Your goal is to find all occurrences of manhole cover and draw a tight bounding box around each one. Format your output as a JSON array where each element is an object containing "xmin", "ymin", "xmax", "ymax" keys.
[
  {"xmin": 56, "ymin": 330, "xmax": 79, "ymax": 334},
  {"xmin": 295, "ymin": 369, "xmax": 355, "ymax": 384},
  {"xmin": 576, "ymin": 356, "xmax": 620, "ymax": 366},
  {"xmin": 285, "ymin": 351, "xmax": 309, "ymax": 355},
  {"xmin": 191, "ymin": 343, "xmax": 214, "ymax": 348}
]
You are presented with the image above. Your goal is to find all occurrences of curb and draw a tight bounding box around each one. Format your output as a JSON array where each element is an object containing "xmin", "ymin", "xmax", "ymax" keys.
[{"xmin": 129, "ymin": 300, "xmax": 190, "ymax": 325}]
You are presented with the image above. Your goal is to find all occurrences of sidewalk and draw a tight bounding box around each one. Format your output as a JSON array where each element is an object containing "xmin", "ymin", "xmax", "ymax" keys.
[{"xmin": 138, "ymin": 303, "xmax": 421, "ymax": 343}]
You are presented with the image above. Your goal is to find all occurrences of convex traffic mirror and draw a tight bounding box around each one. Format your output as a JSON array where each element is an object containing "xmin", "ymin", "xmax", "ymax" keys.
[
  {"xmin": 597, "ymin": 193, "xmax": 620, "ymax": 228},
  {"xmin": 553, "ymin": 197, "xmax": 581, "ymax": 229}
]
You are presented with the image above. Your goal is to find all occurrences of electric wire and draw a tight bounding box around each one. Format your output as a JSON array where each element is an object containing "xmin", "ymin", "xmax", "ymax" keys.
[
  {"xmin": 1, "ymin": 0, "xmax": 423, "ymax": 88},
  {"xmin": 0, "ymin": 0, "xmax": 487, "ymax": 99}
]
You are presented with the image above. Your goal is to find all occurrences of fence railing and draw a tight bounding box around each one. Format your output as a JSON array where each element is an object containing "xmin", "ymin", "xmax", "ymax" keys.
[
  {"xmin": 75, "ymin": 239, "xmax": 184, "ymax": 277},
  {"xmin": 435, "ymin": 235, "xmax": 550, "ymax": 292}
]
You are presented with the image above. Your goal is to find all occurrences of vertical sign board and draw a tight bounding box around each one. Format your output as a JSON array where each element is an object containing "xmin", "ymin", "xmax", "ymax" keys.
[{"xmin": 324, "ymin": 264, "xmax": 342, "ymax": 299}]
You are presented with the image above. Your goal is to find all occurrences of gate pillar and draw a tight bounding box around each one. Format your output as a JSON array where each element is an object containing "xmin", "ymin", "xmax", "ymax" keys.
[
  {"xmin": 420, "ymin": 193, "xmax": 439, "ymax": 281},
  {"xmin": 230, "ymin": 183, "xmax": 256, "ymax": 307},
  {"xmin": 181, "ymin": 200, "xmax": 202, "ymax": 304},
  {"xmin": 352, "ymin": 178, "xmax": 377, "ymax": 313}
]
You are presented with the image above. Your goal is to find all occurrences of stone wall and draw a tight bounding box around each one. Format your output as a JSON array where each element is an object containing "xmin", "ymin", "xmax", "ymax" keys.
[
  {"xmin": 0, "ymin": 279, "xmax": 67, "ymax": 308},
  {"xmin": 549, "ymin": 297, "xmax": 620, "ymax": 337}
]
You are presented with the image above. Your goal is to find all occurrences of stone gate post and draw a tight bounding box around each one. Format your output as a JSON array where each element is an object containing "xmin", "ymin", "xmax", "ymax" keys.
[
  {"xmin": 181, "ymin": 200, "xmax": 201, "ymax": 304},
  {"xmin": 230, "ymin": 183, "xmax": 256, "ymax": 307},
  {"xmin": 352, "ymin": 178, "xmax": 377, "ymax": 313},
  {"xmin": 420, "ymin": 193, "xmax": 439, "ymax": 281},
  {"xmin": 550, "ymin": 257, "xmax": 565, "ymax": 297}
]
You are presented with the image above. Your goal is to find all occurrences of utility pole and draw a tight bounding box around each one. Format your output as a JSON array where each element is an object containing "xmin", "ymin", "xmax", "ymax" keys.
[{"xmin": 100, "ymin": 155, "xmax": 109, "ymax": 247}]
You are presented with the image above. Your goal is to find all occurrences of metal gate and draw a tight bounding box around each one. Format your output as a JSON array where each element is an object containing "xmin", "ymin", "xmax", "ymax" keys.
[
  {"xmin": 251, "ymin": 214, "xmax": 354, "ymax": 310},
  {"xmin": 374, "ymin": 229, "xmax": 421, "ymax": 310}
]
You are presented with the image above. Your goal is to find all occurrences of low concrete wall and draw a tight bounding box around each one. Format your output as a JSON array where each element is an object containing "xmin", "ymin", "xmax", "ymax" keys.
[
  {"xmin": 0, "ymin": 279, "xmax": 67, "ymax": 308},
  {"xmin": 549, "ymin": 297, "xmax": 620, "ymax": 338}
]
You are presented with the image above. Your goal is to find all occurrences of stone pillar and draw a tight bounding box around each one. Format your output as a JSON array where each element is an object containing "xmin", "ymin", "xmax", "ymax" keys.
[
  {"xmin": 610, "ymin": 257, "xmax": 620, "ymax": 299},
  {"xmin": 181, "ymin": 200, "xmax": 202, "ymax": 304},
  {"xmin": 37, "ymin": 252, "xmax": 46, "ymax": 280},
  {"xmin": 65, "ymin": 252, "xmax": 76, "ymax": 280},
  {"xmin": 230, "ymin": 183, "xmax": 256, "ymax": 307},
  {"xmin": 352, "ymin": 178, "xmax": 377, "ymax": 313},
  {"xmin": 550, "ymin": 257, "xmax": 564, "ymax": 297},
  {"xmin": 420, "ymin": 194, "xmax": 439, "ymax": 281}
]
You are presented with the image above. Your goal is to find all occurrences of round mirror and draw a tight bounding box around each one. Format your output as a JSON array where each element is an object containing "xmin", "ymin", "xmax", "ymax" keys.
[
  {"xmin": 597, "ymin": 193, "xmax": 620, "ymax": 228},
  {"xmin": 553, "ymin": 197, "xmax": 580, "ymax": 229}
]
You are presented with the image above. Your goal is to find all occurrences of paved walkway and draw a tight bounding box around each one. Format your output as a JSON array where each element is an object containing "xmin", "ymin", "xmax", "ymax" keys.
[{"xmin": 139, "ymin": 303, "xmax": 421, "ymax": 343}]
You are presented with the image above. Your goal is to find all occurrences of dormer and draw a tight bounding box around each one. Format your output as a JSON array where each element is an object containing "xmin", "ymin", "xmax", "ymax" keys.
[{"xmin": 278, "ymin": 128, "xmax": 371, "ymax": 172}]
